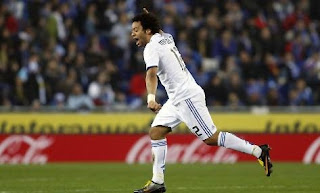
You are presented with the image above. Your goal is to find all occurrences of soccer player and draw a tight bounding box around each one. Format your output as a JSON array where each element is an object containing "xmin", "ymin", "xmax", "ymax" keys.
[{"xmin": 131, "ymin": 10, "xmax": 273, "ymax": 193}]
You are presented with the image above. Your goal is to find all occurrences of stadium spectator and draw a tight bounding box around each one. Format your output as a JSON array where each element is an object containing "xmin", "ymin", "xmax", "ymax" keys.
[
  {"xmin": 212, "ymin": 29, "xmax": 237, "ymax": 60},
  {"xmin": 88, "ymin": 71, "xmax": 115, "ymax": 107},
  {"xmin": 0, "ymin": 0, "xmax": 319, "ymax": 109},
  {"xmin": 204, "ymin": 73, "xmax": 228, "ymax": 106},
  {"xmin": 226, "ymin": 72, "xmax": 247, "ymax": 105},
  {"xmin": 227, "ymin": 92, "xmax": 244, "ymax": 108},
  {"xmin": 128, "ymin": 71, "xmax": 146, "ymax": 109},
  {"xmin": 290, "ymin": 78, "xmax": 314, "ymax": 105},
  {"xmin": 246, "ymin": 78, "xmax": 266, "ymax": 106},
  {"xmin": 67, "ymin": 83, "xmax": 94, "ymax": 111}
]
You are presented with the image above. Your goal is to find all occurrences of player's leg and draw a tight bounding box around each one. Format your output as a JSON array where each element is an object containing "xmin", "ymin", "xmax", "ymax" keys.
[
  {"xmin": 204, "ymin": 132, "xmax": 272, "ymax": 176},
  {"xmin": 149, "ymin": 126, "xmax": 171, "ymax": 184},
  {"xmin": 203, "ymin": 131, "xmax": 262, "ymax": 158},
  {"xmin": 181, "ymin": 93, "xmax": 261, "ymax": 156},
  {"xmin": 133, "ymin": 126, "xmax": 170, "ymax": 193},
  {"xmin": 180, "ymin": 93, "xmax": 272, "ymax": 176},
  {"xmin": 134, "ymin": 101, "xmax": 180, "ymax": 193}
]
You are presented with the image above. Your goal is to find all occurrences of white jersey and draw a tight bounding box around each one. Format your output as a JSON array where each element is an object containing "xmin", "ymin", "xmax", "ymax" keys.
[{"xmin": 143, "ymin": 33, "xmax": 204, "ymax": 105}]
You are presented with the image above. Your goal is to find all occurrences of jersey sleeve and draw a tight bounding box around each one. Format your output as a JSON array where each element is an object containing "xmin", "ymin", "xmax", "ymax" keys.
[{"xmin": 143, "ymin": 44, "xmax": 159, "ymax": 71}]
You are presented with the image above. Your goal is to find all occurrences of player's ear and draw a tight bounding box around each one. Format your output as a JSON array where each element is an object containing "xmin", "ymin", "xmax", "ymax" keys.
[{"xmin": 146, "ymin": 29, "xmax": 152, "ymax": 35}]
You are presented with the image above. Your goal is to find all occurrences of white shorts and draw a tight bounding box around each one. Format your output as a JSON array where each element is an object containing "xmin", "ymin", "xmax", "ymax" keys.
[{"xmin": 151, "ymin": 93, "xmax": 217, "ymax": 140}]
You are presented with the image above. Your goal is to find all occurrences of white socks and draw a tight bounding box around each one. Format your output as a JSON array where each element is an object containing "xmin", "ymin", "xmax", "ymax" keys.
[
  {"xmin": 150, "ymin": 133, "xmax": 261, "ymax": 184},
  {"xmin": 151, "ymin": 139, "xmax": 167, "ymax": 184},
  {"xmin": 218, "ymin": 132, "xmax": 262, "ymax": 158}
]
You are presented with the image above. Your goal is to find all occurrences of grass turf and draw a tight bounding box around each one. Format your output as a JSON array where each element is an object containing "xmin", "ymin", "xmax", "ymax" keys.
[{"xmin": 0, "ymin": 163, "xmax": 319, "ymax": 193}]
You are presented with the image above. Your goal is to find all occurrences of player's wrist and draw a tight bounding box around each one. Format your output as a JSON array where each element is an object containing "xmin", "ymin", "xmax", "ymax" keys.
[{"xmin": 147, "ymin": 94, "xmax": 156, "ymax": 103}]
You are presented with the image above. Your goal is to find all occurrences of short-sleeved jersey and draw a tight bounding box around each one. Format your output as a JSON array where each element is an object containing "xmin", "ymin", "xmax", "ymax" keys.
[{"xmin": 143, "ymin": 33, "xmax": 204, "ymax": 105}]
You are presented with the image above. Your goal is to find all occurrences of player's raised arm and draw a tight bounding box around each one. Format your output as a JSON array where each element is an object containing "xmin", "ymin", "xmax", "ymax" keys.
[{"xmin": 143, "ymin": 8, "xmax": 149, "ymax": 14}]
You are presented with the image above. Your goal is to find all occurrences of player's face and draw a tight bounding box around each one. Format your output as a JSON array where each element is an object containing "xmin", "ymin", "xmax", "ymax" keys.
[{"xmin": 131, "ymin": 21, "xmax": 148, "ymax": 47}]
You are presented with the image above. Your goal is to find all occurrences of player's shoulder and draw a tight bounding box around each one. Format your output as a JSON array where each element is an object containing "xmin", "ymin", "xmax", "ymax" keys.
[
  {"xmin": 152, "ymin": 33, "xmax": 175, "ymax": 47},
  {"xmin": 152, "ymin": 32, "xmax": 174, "ymax": 43},
  {"xmin": 144, "ymin": 34, "xmax": 161, "ymax": 51},
  {"xmin": 144, "ymin": 32, "xmax": 174, "ymax": 53},
  {"xmin": 149, "ymin": 33, "xmax": 162, "ymax": 45},
  {"xmin": 161, "ymin": 32, "xmax": 173, "ymax": 39},
  {"xmin": 144, "ymin": 41, "xmax": 155, "ymax": 54}
]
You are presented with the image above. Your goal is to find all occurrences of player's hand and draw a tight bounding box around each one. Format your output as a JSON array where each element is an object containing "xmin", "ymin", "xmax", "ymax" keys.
[
  {"xmin": 147, "ymin": 101, "xmax": 162, "ymax": 113},
  {"xmin": 143, "ymin": 8, "xmax": 149, "ymax": 13}
]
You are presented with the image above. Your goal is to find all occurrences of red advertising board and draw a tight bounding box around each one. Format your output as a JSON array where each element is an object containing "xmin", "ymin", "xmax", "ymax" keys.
[{"xmin": 0, "ymin": 134, "xmax": 319, "ymax": 164}]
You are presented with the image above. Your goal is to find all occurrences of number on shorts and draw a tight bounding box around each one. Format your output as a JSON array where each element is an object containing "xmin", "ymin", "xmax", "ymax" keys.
[{"xmin": 192, "ymin": 126, "xmax": 202, "ymax": 137}]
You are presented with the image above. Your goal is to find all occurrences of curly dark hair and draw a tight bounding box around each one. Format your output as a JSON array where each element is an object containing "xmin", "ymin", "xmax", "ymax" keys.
[{"xmin": 132, "ymin": 12, "xmax": 161, "ymax": 34}]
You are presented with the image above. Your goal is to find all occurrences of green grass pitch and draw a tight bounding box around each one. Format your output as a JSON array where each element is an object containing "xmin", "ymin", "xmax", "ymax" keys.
[{"xmin": 0, "ymin": 163, "xmax": 319, "ymax": 193}]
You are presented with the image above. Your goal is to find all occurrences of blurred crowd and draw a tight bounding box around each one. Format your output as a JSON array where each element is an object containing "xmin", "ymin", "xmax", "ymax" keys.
[{"xmin": 0, "ymin": 0, "xmax": 320, "ymax": 111}]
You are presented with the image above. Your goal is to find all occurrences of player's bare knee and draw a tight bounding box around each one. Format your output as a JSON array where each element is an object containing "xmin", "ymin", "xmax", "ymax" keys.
[
  {"xmin": 149, "ymin": 128, "xmax": 157, "ymax": 140},
  {"xmin": 149, "ymin": 126, "xmax": 170, "ymax": 140},
  {"xmin": 149, "ymin": 127, "xmax": 163, "ymax": 140},
  {"xmin": 203, "ymin": 131, "xmax": 220, "ymax": 146},
  {"xmin": 149, "ymin": 128, "xmax": 164, "ymax": 140},
  {"xmin": 203, "ymin": 138, "xmax": 217, "ymax": 146}
]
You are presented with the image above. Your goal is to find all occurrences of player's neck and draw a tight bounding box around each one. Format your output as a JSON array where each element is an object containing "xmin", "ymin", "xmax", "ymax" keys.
[{"xmin": 146, "ymin": 34, "xmax": 153, "ymax": 44}]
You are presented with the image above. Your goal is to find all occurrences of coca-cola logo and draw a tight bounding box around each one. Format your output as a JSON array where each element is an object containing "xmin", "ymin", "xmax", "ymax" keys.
[
  {"xmin": 0, "ymin": 135, "xmax": 53, "ymax": 164},
  {"xmin": 126, "ymin": 135, "xmax": 238, "ymax": 164},
  {"xmin": 303, "ymin": 136, "xmax": 320, "ymax": 164}
]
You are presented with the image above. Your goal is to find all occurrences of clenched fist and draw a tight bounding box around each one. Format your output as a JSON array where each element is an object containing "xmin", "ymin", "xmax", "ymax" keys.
[{"xmin": 147, "ymin": 101, "xmax": 162, "ymax": 113}]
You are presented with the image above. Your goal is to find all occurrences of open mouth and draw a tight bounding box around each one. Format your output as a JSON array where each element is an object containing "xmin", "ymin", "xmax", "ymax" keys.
[
  {"xmin": 134, "ymin": 37, "xmax": 140, "ymax": 46},
  {"xmin": 135, "ymin": 39, "xmax": 140, "ymax": 46}
]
